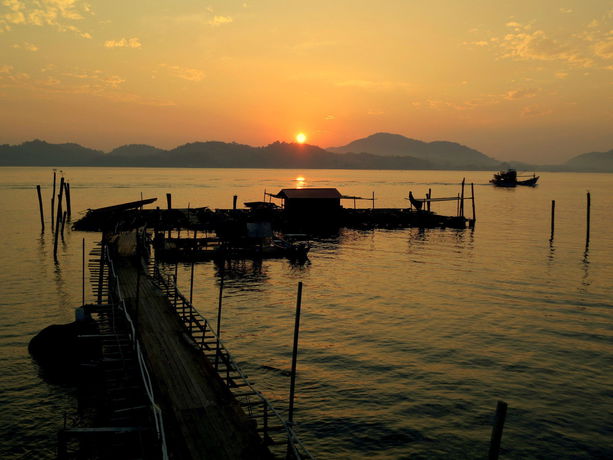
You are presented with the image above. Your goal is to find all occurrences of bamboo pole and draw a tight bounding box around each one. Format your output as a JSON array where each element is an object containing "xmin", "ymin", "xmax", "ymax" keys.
[
  {"xmin": 471, "ymin": 183, "xmax": 476, "ymax": 222},
  {"xmin": 51, "ymin": 170, "xmax": 56, "ymax": 230},
  {"xmin": 586, "ymin": 192, "xmax": 591, "ymax": 246},
  {"xmin": 488, "ymin": 401, "xmax": 508, "ymax": 460},
  {"xmin": 215, "ymin": 267, "xmax": 225, "ymax": 371},
  {"xmin": 460, "ymin": 178, "xmax": 465, "ymax": 217},
  {"xmin": 53, "ymin": 192, "xmax": 62, "ymax": 261},
  {"xmin": 82, "ymin": 238, "xmax": 86, "ymax": 305},
  {"xmin": 550, "ymin": 200, "xmax": 555, "ymax": 241},
  {"xmin": 64, "ymin": 182, "xmax": 72, "ymax": 219},
  {"xmin": 36, "ymin": 185, "xmax": 45, "ymax": 232},
  {"xmin": 288, "ymin": 281, "xmax": 303, "ymax": 425}
]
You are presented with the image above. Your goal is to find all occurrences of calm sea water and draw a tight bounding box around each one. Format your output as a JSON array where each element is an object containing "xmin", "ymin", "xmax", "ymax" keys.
[{"xmin": 1, "ymin": 167, "xmax": 612, "ymax": 459}]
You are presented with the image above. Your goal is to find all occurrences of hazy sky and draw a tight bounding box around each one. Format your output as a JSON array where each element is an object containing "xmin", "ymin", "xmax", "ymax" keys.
[{"xmin": 1, "ymin": 0, "xmax": 611, "ymax": 163}]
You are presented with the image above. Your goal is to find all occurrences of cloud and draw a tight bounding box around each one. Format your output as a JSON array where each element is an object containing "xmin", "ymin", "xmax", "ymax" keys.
[
  {"xmin": 594, "ymin": 39, "xmax": 613, "ymax": 59},
  {"xmin": 0, "ymin": 0, "xmax": 93, "ymax": 37},
  {"xmin": 209, "ymin": 15, "xmax": 232, "ymax": 26},
  {"xmin": 462, "ymin": 40, "xmax": 489, "ymax": 47},
  {"xmin": 560, "ymin": 8, "xmax": 573, "ymax": 14},
  {"xmin": 504, "ymin": 88, "xmax": 538, "ymax": 100},
  {"xmin": 555, "ymin": 71, "xmax": 568, "ymax": 79},
  {"xmin": 0, "ymin": 64, "xmax": 14, "ymax": 73},
  {"xmin": 161, "ymin": 64, "xmax": 205, "ymax": 81},
  {"xmin": 475, "ymin": 19, "xmax": 613, "ymax": 70},
  {"xmin": 11, "ymin": 41, "xmax": 39, "ymax": 51},
  {"xmin": 104, "ymin": 37, "xmax": 142, "ymax": 49},
  {"xmin": 336, "ymin": 79, "xmax": 411, "ymax": 91},
  {"xmin": 324, "ymin": 114, "xmax": 335, "ymax": 120},
  {"xmin": 521, "ymin": 104, "xmax": 552, "ymax": 117}
]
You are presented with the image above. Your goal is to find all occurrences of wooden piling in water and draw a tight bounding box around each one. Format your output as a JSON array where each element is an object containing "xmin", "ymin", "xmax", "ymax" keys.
[
  {"xmin": 471, "ymin": 183, "xmax": 476, "ymax": 223},
  {"xmin": 51, "ymin": 171, "xmax": 56, "ymax": 230},
  {"xmin": 288, "ymin": 281, "xmax": 303, "ymax": 425},
  {"xmin": 488, "ymin": 400, "xmax": 508, "ymax": 460},
  {"xmin": 61, "ymin": 211, "xmax": 67, "ymax": 239},
  {"xmin": 82, "ymin": 238, "xmax": 85, "ymax": 305},
  {"xmin": 427, "ymin": 188, "xmax": 431, "ymax": 212},
  {"xmin": 215, "ymin": 268, "xmax": 225, "ymax": 370},
  {"xmin": 36, "ymin": 185, "xmax": 45, "ymax": 232},
  {"xmin": 166, "ymin": 193, "xmax": 172, "ymax": 209},
  {"xmin": 586, "ymin": 192, "xmax": 591, "ymax": 245},
  {"xmin": 64, "ymin": 182, "xmax": 72, "ymax": 219},
  {"xmin": 460, "ymin": 178, "xmax": 465, "ymax": 217},
  {"xmin": 550, "ymin": 200, "xmax": 555, "ymax": 241},
  {"xmin": 232, "ymin": 195, "xmax": 237, "ymax": 210},
  {"xmin": 53, "ymin": 197, "xmax": 62, "ymax": 261}
]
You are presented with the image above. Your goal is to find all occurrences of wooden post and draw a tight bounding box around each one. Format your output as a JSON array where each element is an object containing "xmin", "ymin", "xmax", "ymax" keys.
[
  {"xmin": 457, "ymin": 193, "xmax": 460, "ymax": 216},
  {"xmin": 353, "ymin": 197, "xmax": 356, "ymax": 209},
  {"xmin": 460, "ymin": 178, "xmax": 465, "ymax": 217},
  {"xmin": 427, "ymin": 188, "xmax": 431, "ymax": 212},
  {"xmin": 135, "ymin": 266, "xmax": 141, "ymax": 324},
  {"xmin": 488, "ymin": 400, "xmax": 508, "ymax": 460},
  {"xmin": 215, "ymin": 267, "xmax": 225, "ymax": 370},
  {"xmin": 57, "ymin": 177, "xmax": 65, "ymax": 215},
  {"xmin": 189, "ymin": 232, "xmax": 196, "ymax": 304},
  {"xmin": 166, "ymin": 193, "xmax": 172, "ymax": 209},
  {"xmin": 471, "ymin": 183, "xmax": 476, "ymax": 222},
  {"xmin": 586, "ymin": 192, "xmax": 591, "ymax": 245},
  {"xmin": 36, "ymin": 185, "xmax": 45, "ymax": 232},
  {"xmin": 288, "ymin": 281, "xmax": 303, "ymax": 425},
  {"xmin": 82, "ymin": 238, "xmax": 85, "ymax": 305},
  {"xmin": 53, "ymin": 192, "xmax": 62, "ymax": 261},
  {"xmin": 51, "ymin": 170, "xmax": 56, "ymax": 231},
  {"xmin": 60, "ymin": 211, "xmax": 67, "ymax": 239},
  {"xmin": 372, "ymin": 191, "xmax": 375, "ymax": 209},
  {"xmin": 64, "ymin": 182, "xmax": 72, "ymax": 219},
  {"xmin": 233, "ymin": 195, "xmax": 237, "ymax": 210},
  {"xmin": 550, "ymin": 200, "xmax": 555, "ymax": 241}
]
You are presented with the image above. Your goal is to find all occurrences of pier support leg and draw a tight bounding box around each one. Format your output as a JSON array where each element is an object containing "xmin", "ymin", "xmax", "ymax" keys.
[
  {"xmin": 550, "ymin": 200, "xmax": 555, "ymax": 241},
  {"xmin": 36, "ymin": 185, "xmax": 45, "ymax": 232},
  {"xmin": 488, "ymin": 400, "xmax": 508, "ymax": 460}
]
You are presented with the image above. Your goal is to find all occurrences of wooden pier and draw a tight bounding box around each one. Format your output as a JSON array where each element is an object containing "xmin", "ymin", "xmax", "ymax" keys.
[{"xmin": 58, "ymin": 238, "xmax": 312, "ymax": 459}]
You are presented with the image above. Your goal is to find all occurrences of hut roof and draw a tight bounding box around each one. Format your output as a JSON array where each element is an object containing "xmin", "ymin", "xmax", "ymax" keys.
[{"xmin": 274, "ymin": 188, "xmax": 342, "ymax": 199}]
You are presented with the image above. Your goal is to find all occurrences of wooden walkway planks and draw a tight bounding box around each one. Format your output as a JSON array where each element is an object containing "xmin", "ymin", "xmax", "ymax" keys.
[{"xmin": 116, "ymin": 258, "xmax": 271, "ymax": 460}]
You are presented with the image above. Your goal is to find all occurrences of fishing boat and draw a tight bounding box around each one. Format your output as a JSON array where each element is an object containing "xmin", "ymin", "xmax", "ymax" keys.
[{"xmin": 490, "ymin": 169, "xmax": 539, "ymax": 187}]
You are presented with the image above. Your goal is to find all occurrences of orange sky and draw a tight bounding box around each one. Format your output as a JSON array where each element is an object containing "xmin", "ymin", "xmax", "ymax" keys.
[{"xmin": 0, "ymin": 1, "xmax": 612, "ymax": 163}]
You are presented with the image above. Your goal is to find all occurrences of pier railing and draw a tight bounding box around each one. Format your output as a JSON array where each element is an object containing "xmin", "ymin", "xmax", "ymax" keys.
[
  {"xmin": 149, "ymin": 261, "xmax": 313, "ymax": 459},
  {"xmin": 104, "ymin": 247, "xmax": 169, "ymax": 460}
]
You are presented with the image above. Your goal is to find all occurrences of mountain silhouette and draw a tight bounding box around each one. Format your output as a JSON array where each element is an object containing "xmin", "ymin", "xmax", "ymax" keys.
[
  {"xmin": 328, "ymin": 132, "xmax": 499, "ymax": 169},
  {"xmin": 564, "ymin": 149, "xmax": 613, "ymax": 172},
  {"xmin": 1, "ymin": 136, "xmax": 610, "ymax": 172}
]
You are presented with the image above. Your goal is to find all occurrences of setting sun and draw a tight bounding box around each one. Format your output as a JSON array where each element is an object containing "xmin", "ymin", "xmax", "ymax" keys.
[{"xmin": 295, "ymin": 133, "xmax": 307, "ymax": 144}]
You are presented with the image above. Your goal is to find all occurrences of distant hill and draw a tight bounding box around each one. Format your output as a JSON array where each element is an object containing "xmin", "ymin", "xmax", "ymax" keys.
[
  {"xmin": 328, "ymin": 132, "xmax": 499, "ymax": 169},
  {"xmin": 1, "ymin": 138, "xmax": 611, "ymax": 172},
  {"xmin": 0, "ymin": 140, "xmax": 102, "ymax": 166},
  {"xmin": 564, "ymin": 149, "xmax": 613, "ymax": 172}
]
